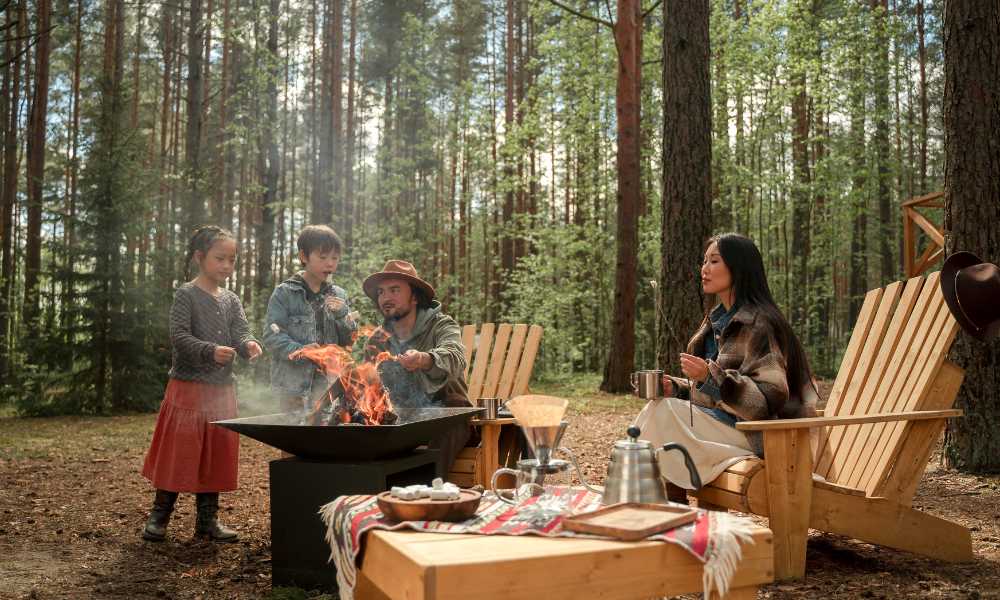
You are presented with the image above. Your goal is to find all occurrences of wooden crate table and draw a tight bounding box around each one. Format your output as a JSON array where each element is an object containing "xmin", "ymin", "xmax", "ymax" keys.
[{"xmin": 355, "ymin": 523, "xmax": 773, "ymax": 600}]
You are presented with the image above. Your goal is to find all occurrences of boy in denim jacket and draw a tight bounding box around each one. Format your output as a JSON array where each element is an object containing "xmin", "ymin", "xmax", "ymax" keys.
[{"xmin": 263, "ymin": 225, "xmax": 357, "ymax": 412}]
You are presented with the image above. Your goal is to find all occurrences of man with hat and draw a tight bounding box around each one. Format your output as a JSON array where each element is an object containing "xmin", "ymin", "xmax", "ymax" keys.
[{"xmin": 363, "ymin": 260, "xmax": 472, "ymax": 473}]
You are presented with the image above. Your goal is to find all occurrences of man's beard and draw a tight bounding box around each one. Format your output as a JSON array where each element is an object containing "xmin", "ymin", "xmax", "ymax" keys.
[{"xmin": 382, "ymin": 304, "xmax": 412, "ymax": 322}]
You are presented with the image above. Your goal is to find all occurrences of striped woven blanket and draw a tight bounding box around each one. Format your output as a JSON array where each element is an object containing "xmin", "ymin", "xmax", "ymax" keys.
[{"xmin": 320, "ymin": 486, "xmax": 755, "ymax": 600}]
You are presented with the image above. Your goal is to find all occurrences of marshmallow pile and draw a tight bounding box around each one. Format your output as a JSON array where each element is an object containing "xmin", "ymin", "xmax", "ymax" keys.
[{"xmin": 390, "ymin": 477, "xmax": 461, "ymax": 501}]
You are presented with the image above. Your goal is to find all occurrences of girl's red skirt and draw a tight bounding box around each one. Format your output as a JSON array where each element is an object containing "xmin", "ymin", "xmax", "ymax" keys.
[{"xmin": 142, "ymin": 378, "xmax": 239, "ymax": 493}]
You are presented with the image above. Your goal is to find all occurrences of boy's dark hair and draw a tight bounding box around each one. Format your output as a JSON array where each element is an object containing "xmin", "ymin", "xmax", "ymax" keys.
[
  {"xmin": 297, "ymin": 225, "xmax": 343, "ymax": 264},
  {"xmin": 185, "ymin": 225, "xmax": 236, "ymax": 278}
]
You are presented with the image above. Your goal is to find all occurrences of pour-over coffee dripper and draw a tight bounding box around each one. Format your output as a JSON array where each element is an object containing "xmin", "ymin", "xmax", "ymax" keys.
[{"xmin": 491, "ymin": 396, "xmax": 599, "ymax": 504}]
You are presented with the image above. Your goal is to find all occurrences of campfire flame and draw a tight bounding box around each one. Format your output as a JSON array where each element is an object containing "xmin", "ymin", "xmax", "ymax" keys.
[{"xmin": 288, "ymin": 340, "xmax": 397, "ymax": 426}]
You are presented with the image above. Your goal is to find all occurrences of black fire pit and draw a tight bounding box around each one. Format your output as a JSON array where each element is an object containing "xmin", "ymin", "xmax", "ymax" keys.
[{"xmin": 213, "ymin": 406, "xmax": 483, "ymax": 460}]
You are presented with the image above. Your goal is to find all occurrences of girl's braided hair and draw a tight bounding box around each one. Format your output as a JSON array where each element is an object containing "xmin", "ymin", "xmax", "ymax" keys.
[{"xmin": 185, "ymin": 225, "xmax": 236, "ymax": 279}]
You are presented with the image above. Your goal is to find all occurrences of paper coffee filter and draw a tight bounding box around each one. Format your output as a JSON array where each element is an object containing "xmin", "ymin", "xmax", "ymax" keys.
[{"xmin": 506, "ymin": 395, "xmax": 568, "ymax": 426}]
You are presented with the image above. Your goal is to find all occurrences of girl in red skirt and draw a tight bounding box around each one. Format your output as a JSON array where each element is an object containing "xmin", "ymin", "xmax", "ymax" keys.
[{"xmin": 142, "ymin": 225, "xmax": 262, "ymax": 542}]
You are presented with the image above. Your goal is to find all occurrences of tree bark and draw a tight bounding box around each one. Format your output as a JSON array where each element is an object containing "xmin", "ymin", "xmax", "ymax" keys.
[
  {"xmin": 501, "ymin": 0, "xmax": 516, "ymax": 280},
  {"xmin": 601, "ymin": 0, "xmax": 643, "ymax": 393},
  {"xmin": 0, "ymin": 0, "xmax": 24, "ymax": 377},
  {"xmin": 344, "ymin": 0, "xmax": 357, "ymax": 245},
  {"xmin": 156, "ymin": 1, "xmax": 175, "ymax": 262},
  {"xmin": 256, "ymin": 0, "xmax": 280, "ymax": 325},
  {"xmin": 185, "ymin": 0, "xmax": 206, "ymax": 233},
  {"xmin": 24, "ymin": 0, "xmax": 52, "ymax": 340},
  {"xmin": 789, "ymin": 0, "xmax": 811, "ymax": 339},
  {"xmin": 872, "ymin": 0, "xmax": 894, "ymax": 283},
  {"xmin": 331, "ymin": 0, "xmax": 343, "ymax": 231},
  {"xmin": 916, "ymin": 0, "xmax": 929, "ymax": 193},
  {"xmin": 657, "ymin": 0, "xmax": 713, "ymax": 376},
  {"xmin": 942, "ymin": 0, "xmax": 1000, "ymax": 473}
]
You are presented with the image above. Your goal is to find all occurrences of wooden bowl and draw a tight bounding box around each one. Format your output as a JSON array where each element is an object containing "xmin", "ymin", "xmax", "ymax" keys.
[{"xmin": 376, "ymin": 489, "xmax": 482, "ymax": 523}]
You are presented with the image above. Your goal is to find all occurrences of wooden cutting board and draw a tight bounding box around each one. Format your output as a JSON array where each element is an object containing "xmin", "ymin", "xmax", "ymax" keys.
[{"xmin": 561, "ymin": 502, "xmax": 698, "ymax": 541}]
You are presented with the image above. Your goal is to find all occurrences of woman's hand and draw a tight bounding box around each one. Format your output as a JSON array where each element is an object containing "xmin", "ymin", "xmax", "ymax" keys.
[
  {"xmin": 214, "ymin": 345, "xmax": 237, "ymax": 365},
  {"xmin": 660, "ymin": 375, "xmax": 675, "ymax": 398},
  {"xmin": 679, "ymin": 353, "xmax": 709, "ymax": 383},
  {"xmin": 246, "ymin": 341, "xmax": 263, "ymax": 362}
]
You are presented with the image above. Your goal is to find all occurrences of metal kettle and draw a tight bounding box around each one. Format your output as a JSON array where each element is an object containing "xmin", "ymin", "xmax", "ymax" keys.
[{"xmin": 602, "ymin": 426, "xmax": 702, "ymax": 505}]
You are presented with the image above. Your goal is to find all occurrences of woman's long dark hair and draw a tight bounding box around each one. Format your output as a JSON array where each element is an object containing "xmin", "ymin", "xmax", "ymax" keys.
[{"xmin": 703, "ymin": 232, "xmax": 817, "ymax": 414}]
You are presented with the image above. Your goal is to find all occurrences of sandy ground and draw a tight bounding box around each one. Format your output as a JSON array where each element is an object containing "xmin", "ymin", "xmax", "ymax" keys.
[{"xmin": 1, "ymin": 381, "xmax": 999, "ymax": 599}]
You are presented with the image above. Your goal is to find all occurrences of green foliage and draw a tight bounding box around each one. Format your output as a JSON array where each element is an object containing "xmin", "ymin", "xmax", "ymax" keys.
[{"xmin": 0, "ymin": 0, "xmax": 949, "ymax": 413}]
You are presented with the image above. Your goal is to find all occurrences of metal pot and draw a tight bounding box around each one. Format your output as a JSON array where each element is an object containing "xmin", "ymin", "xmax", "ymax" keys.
[{"xmin": 601, "ymin": 425, "xmax": 702, "ymax": 505}]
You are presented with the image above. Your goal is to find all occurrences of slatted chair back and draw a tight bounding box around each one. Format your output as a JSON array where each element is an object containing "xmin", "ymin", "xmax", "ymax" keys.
[
  {"xmin": 462, "ymin": 323, "xmax": 544, "ymax": 400},
  {"xmin": 813, "ymin": 272, "xmax": 960, "ymax": 498}
]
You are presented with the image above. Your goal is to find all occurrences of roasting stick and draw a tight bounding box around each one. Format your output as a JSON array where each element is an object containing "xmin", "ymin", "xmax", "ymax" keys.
[{"xmin": 662, "ymin": 317, "xmax": 695, "ymax": 428}]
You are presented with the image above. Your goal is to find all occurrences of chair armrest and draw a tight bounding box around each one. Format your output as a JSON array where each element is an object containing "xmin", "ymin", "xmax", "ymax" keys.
[{"xmin": 735, "ymin": 409, "xmax": 962, "ymax": 432}]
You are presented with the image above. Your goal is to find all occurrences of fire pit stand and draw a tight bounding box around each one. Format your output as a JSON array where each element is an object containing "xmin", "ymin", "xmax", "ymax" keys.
[
  {"xmin": 269, "ymin": 450, "xmax": 440, "ymax": 590},
  {"xmin": 214, "ymin": 407, "xmax": 482, "ymax": 590}
]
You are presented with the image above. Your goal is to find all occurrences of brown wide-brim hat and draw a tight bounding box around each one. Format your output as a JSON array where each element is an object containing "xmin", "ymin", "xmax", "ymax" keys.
[
  {"xmin": 940, "ymin": 251, "xmax": 1000, "ymax": 341},
  {"xmin": 363, "ymin": 260, "xmax": 436, "ymax": 304}
]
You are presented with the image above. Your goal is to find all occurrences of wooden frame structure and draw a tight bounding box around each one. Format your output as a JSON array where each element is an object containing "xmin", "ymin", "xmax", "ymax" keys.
[
  {"xmin": 356, "ymin": 526, "xmax": 774, "ymax": 600},
  {"xmin": 903, "ymin": 191, "xmax": 945, "ymax": 277},
  {"xmin": 694, "ymin": 273, "xmax": 973, "ymax": 580},
  {"xmin": 448, "ymin": 323, "xmax": 544, "ymax": 487}
]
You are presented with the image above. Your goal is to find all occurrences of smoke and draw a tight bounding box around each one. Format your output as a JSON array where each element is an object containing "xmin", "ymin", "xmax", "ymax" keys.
[{"xmin": 235, "ymin": 377, "xmax": 288, "ymax": 416}]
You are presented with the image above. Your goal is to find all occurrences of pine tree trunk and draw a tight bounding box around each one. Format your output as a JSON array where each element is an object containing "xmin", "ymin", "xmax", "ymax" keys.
[
  {"xmin": 63, "ymin": 0, "xmax": 83, "ymax": 353},
  {"xmin": 256, "ymin": 0, "xmax": 279, "ymax": 325},
  {"xmin": 24, "ymin": 0, "xmax": 52, "ymax": 340},
  {"xmin": 344, "ymin": 0, "xmax": 357, "ymax": 246},
  {"xmin": 331, "ymin": 0, "xmax": 344, "ymax": 232},
  {"xmin": 157, "ymin": 1, "xmax": 174, "ymax": 263},
  {"xmin": 916, "ymin": 0, "xmax": 929, "ymax": 193},
  {"xmin": 0, "ymin": 0, "xmax": 24, "ymax": 377},
  {"xmin": 185, "ymin": 0, "xmax": 206, "ymax": 234},
  {"xmin": 848, "ymin": 34, "xmax": 868, "ymax": 324},
  {"xmin": 312, "ymin": 0, "xmax": 334, "ymax": 225},
  {"xmin": 873, "ymin": 0, "xmax": 894, "ymax": 283},
  {"xmin": 214, "ymin": 0, "xmax": 231, "ymax": 225},
  {"xmin": 657, "ymin": 0, "xmax": 712, "ymax": 375},
  {"xmin": 501, "ymin": 0, "xmax": 515, "ymax": 281},
  {"xmin": 601, "ymin": 0, "xmax": 643, "ymax": 393},
  {"xmin": 942, "ymin": 0, "xmax": 1000, "ymax": 473},
  {"xmin": 790, "ymin": 71, "xmax": 810, "ymax": 334}
]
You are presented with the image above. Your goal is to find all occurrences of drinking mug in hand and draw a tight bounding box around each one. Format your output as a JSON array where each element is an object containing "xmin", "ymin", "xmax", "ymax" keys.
[{"xmin": 630, "ymin": 370, "xmax": 664, "ymax": 399}]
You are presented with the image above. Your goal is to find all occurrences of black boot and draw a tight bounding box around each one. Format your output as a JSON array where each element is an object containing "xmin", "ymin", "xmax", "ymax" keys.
[
  {"xmin": 142, "ymin": 490, "xmax": 179, "ymax": 542},
  {"xmin": 195, "ymin": 493, "xmax": 238, "ymax": 543}
]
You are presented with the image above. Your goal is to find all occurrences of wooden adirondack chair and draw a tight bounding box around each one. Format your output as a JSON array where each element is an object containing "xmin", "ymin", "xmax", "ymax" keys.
[
  {"xmin": 448, "ymin": 323, "xmax": 544, "ymax": 487},
  {"xmin": 694, "ymin": 272, "xmax": 973, "ymax": 580}
]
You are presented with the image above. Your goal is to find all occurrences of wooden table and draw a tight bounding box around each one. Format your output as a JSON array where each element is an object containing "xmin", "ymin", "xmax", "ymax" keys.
[{"xmin": 355, "ymin": 525, "xmax": 773, "ymax": 599}]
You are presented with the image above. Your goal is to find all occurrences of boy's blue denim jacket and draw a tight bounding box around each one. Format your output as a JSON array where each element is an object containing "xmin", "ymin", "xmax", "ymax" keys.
[{"xmin": 263, "ymin": 274, "xmax": 357, "ymax": 399}]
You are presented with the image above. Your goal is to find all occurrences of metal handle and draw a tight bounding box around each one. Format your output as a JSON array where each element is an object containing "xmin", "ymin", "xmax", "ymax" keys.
[
  {"xmin": 556, "ymin": 446, "xmax": 602, "ymax": 494},
  {"xmin": 490, "ymin": 468, "xmax": 523, "ymax": 505},
  {"xmin": 661, "ymin": 442, "xmax": 702, "ymax": 490}
]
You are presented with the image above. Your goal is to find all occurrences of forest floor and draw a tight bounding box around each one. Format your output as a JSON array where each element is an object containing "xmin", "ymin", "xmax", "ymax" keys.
[{"xmin": 1, "ymin": 375, "xmax": 999, "ymax": 599}]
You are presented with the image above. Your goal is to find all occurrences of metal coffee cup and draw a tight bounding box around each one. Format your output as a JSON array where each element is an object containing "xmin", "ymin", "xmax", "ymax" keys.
[
  {"xmin": 476, "ymin": 397, "xmax": 502, "ymax": 420},
  {"xmin": 630, "ymin": 370, "xmax": 664, "ymax": 399}
]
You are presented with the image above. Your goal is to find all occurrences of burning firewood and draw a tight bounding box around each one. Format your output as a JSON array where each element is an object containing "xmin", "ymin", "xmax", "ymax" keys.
[{"xmin": 288, "ymin": 333, "xmax": 398, "ymax": 426}]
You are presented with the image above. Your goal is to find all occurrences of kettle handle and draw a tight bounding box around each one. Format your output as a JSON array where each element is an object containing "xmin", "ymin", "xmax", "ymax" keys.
[{"xmin": 661, "ymin": 443, "xmax": 702, "ymax": 490}]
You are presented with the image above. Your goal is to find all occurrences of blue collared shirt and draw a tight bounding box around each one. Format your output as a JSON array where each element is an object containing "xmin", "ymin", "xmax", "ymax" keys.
[{"xmin": 695, "ymin": 303, "xmax": 743, "ymax": 428}]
